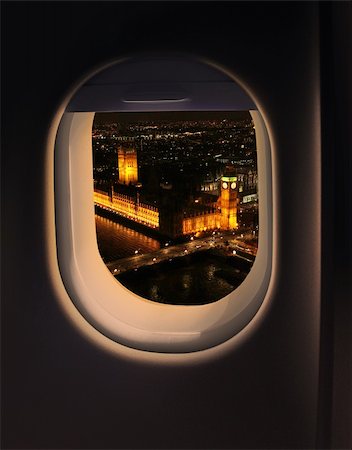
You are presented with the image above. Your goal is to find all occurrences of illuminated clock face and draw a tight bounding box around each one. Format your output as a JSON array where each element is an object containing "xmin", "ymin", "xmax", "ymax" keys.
[
  {"xmin": 231, "ymin": 182, "xmax": 237, "ymax": 190},
  {"xmin": 222, "ymin": 182, "xmax": 228, "ymax": 189}
]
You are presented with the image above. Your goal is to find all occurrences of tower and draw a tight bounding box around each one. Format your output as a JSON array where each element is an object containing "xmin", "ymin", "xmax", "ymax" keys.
[
  {"xmin": 117, "ymin": 137, "xmax": 139, "ymax": 185},
  {"xmin": 220, "ymin": 166, "xmax": 238, "ymax": 230}
]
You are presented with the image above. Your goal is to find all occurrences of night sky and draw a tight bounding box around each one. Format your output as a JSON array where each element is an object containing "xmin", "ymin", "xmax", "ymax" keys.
[{"xmin": 93, "ymin": 110, "xmax": 250, "ymax": 125}]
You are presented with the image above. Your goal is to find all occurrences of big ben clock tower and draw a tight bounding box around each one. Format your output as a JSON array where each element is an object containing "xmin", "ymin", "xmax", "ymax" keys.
[{"xmin": 220, "ymin": 167, "xmax": 238, "ymax": 230}]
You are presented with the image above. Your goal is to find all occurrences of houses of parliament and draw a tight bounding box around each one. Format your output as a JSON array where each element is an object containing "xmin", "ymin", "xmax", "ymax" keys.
[{"xmin": 94, "ymin": 138, "xmax": 239, "ymax": 239}]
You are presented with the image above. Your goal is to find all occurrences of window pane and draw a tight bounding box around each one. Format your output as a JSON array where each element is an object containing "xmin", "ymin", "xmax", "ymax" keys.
[{"xmin": 93, "ymin": 111, "xmax": 258, "ymax": 305}]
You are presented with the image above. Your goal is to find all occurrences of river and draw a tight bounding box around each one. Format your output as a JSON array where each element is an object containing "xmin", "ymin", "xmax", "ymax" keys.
[
  {"xmin": 95, "ymin": 214, "xmax": 160, "ymax": 262},
  {"xmin": 95, "ymin": 214, "xmax": 249, "ymax": 305}
]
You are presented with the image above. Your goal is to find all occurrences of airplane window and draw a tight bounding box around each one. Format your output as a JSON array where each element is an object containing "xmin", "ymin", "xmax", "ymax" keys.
[{"xmin": 54, "ymin": 55, "xmax": 273, "ymax": 353}]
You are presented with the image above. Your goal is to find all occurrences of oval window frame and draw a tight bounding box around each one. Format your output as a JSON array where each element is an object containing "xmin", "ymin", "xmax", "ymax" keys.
[{"xmin": 53, "ymin": 55, "xmax": 273, "ymax": 353}]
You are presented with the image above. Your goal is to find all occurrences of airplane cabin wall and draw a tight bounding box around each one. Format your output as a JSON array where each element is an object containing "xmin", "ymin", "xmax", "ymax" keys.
[{"xmin": 2, "ymin": 2, "xmax": 350, "ymax": 449}]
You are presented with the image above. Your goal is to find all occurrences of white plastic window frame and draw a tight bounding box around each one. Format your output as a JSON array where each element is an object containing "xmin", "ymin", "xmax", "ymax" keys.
[{"xmin": 54, "ymin": 62, "xmax": 273, "ymax": 354}]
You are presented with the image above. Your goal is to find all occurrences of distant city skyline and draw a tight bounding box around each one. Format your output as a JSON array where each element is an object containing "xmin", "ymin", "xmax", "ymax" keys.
[{"xmin": 93, "ymin": 110, "xmax": 250, "ymax": 125}]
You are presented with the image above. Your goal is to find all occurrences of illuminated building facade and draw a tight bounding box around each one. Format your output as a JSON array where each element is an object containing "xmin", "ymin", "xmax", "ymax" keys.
[
  {"xmin": 94, "ymin": 190, "xmax": 159, "ymax": 229},
  {"xmin": 237, "ymin": 170, "xmax": 258, "ymax": 194},
  {"xmin": 183, "ymin": 211, "xmax": 221, "ymax": 234}
]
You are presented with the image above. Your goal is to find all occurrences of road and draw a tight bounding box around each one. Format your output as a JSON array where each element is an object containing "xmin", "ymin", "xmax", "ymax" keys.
[{"xmin": 107, "ymin": 231, "xmax": 257, "ymax": 275}]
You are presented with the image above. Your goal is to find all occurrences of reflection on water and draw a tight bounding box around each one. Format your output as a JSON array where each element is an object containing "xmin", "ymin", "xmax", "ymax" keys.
[
  {"xmin": 95, "ymin": 214, "xmax": 248, "ymax": 305},
  {"xmin": 95, "ymin": 214, "xmax": 160, "ymax": 262}
]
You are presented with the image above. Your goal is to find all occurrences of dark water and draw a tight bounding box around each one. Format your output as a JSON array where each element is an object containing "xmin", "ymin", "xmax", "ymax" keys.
[
  {"xmin": 95, "ymin": 214, "xmax": 249, "ymax": 305},
  {"xmin": 117, "ymin": 252, "xmax": 247, "ymax": 305},
  {"xmin": 95, "ymin": 214, "xmax": 160, "ymax": 262}
]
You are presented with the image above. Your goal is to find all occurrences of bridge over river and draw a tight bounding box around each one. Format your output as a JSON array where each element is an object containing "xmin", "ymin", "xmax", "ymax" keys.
[{"xmin": 106, "ymin": 232, "xmax": 256, "ymax": 275}]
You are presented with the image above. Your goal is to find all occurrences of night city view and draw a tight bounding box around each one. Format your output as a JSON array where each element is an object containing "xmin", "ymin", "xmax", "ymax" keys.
[{"xmin": 93, "ymin": 111, "xmax": 258, "ymax": 305}]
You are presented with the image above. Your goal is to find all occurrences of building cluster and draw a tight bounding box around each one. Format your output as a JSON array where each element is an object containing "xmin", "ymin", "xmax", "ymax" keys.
[{"xmin": 94, "ymin": 141, "xmax": 241, "ymax": 238}]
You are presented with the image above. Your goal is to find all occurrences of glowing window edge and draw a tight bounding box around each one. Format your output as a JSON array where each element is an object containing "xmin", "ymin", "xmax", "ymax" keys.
[{"xmin": 52, "ymin": 57, "xmax": 273, "ymax": 354}]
